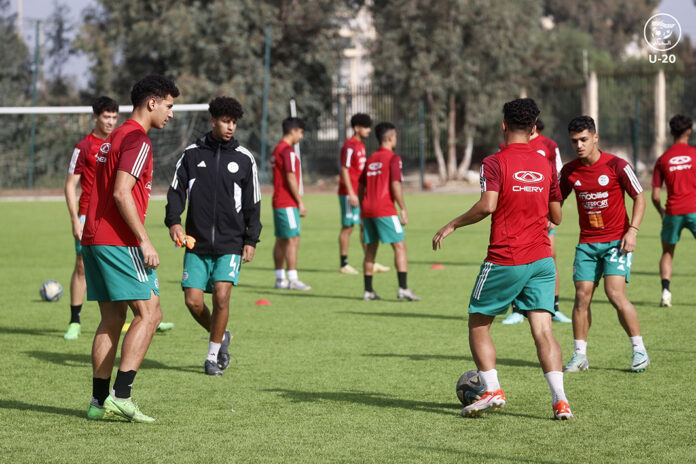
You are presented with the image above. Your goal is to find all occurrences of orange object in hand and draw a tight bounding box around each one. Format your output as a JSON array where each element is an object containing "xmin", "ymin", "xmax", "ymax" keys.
[{"xmin": 175, "ymin": 235, "xmax": 197, "ymax": 249}]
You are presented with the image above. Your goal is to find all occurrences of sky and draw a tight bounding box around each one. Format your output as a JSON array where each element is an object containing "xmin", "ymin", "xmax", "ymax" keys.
[{"xmin": 9, "ymin": 0, "xmax": 696, "ymax": 91}]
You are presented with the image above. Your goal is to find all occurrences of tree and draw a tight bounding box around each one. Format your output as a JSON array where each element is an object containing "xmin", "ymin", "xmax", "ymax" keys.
[{"xmin": 0, "ymin": 0, "xmax": 30, "ymax": 106}]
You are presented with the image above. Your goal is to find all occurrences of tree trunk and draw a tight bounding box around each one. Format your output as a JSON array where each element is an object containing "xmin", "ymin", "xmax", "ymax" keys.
[
  {"xmin": 427, "ymin": 89, "xmax": 447, "ymax": 182},
  {"xmin": 446, "ymin": 92, "xmax": 457, "ymax": 180},
  {"xmin": 456, "ymin": 122, "xmax": 475, "ymax": 180}
]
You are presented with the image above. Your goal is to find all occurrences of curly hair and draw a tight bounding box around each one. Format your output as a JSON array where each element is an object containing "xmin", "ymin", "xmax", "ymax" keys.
[
  {"xmin": 503, "ymin": 98, "xmax": 540, "ymax": 131},
  {"xmin": 350, "ymin": 113, "xmax": 372, "ymax": 129},
  {"xmin": 535, "ymin": 117, "xmax": 544, "ymax": 132},
  {"xmin": 669, "ymin": 114, "xmax": 693, "ymax": 138},
  {"xmin": 130, "ymin": 74, "xmax": 180, "ymax": 108},
  {"xmin": 567, "ymin": 116, "xmax": 596, "ymax": 134},
  {"xmin": 92, "ymin": 96, "xmax": 118, "ymax": 115},
  {"xmin": 209, "ymin": 96, "xmax": 244, "ymax": 120},
  {"xmin": 374, "ymin": 121, "xmax": 396, "ymax": 143}
]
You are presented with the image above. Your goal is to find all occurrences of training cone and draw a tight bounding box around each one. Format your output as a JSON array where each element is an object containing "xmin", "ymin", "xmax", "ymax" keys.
[
  {"xmin": 430, "ymin": 263, "xmax": 445, "ymax": 270},
  {"xmin": 255, "ymin": 299, "xmax": 271, "ymax": 306}
]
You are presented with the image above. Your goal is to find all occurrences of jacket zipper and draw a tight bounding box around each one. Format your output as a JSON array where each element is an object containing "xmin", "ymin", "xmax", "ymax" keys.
[{"xmin": 211, "ymin": 143, "xmax": 221, "ymax": 248}]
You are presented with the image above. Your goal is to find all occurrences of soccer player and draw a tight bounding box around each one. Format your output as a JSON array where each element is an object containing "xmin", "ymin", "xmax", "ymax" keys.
[
  {"xmin": 651, "ymin": 114, "xmax": 696, "ymax": 307},
  {"xmin": 359, "ymin": 122, "xmax": 419, "ymax": 301},
  {"xmin": 560, "ymin": 115, "xmax": 649, "ymax": 373},
  {"xmin": 500, "ymin": 118, "xmax": 572, "ymax": 324},
  {"xmin": 433, "ymin": 98, "xmax": 572, "ymax": 420},
  {"xmin": 63, "ymin": 96, "xmax": 118, "ymax": 340},
  {"xmin": 337, "ymin": 113, "xmax": 390, "ymax": 275},
  {"xmin": 271, "ymin": 117, "xmax": 311, "ymax": 290},
  {"xmin": 82, "ymin": 75, "xmax": 179, "ymax": 422},
  {"xmin": 165, "ymin": 96, "xmax": 261, "ymax": 376}
]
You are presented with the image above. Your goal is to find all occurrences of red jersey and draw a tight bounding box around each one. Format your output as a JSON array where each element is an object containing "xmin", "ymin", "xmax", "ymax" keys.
[
  {"xmin": 560, "ymin": 152, "xmax": 643, "ymax": 244},
  {"xmin": 271, "ymin": 141, "xmax": 301, "ymax": 209},
  {"xmin": 359, "ymin": 148, "xmax": 403, "ymax": 218},
  {"xmin": 481, "ymin": 143, "xmax": 562, "ymax": 265},
  {"xmin": 68, "ymin": 132, "xmax": 105, "ymax": 215},
  {"xmin": 82, "ymin": 119, "xmax": 154, "ymax": 247},
  {"xmin": 651, "ymin": 143, "xmax": 696, "ymax": 215},
  {"xmin": 338, "ymin": 136, "xmax": 367, "ymax": 195},
  {"xmin": 498, "ymin": 134, "xmax": 562, "ymax": 175}
]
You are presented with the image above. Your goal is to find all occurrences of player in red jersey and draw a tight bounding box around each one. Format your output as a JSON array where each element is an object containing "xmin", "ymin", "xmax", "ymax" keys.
[
  {"xmin": 63, "ymin": 96, "xmax": 118, "ymax": 340},
  {"xmin": 651, "ymin": 114, "xmax": 696, "ymax": 307},
  {"xmin": 271, "ymin": 117, "xmax": 311, "ymax": 290},
  {"xmin": 82, "ymin": 75, "xmax": 179, "ymax": 422},
  {"xmin": 433, "ymin": 99, "xmax": 572, "ymax": 420},
  {"xmin": 559, "ymin": 116, "xmax": 649, "ymax": 373},
  {"xmin": 359, "ymin": 122, "xmax": 418, "ymax": 301},
  {"xmin": 499, "ymin": 118, "xmax": 571, "ymax": 324}
]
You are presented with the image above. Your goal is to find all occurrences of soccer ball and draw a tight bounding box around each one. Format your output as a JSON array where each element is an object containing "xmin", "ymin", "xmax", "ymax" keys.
[
  {"xmin": 456, "ymin": 370, "xmax": 485, "ymax": 405},
  {"xmin": 40, "ymin": 280, "xmax": 63, "ymax": 302}
]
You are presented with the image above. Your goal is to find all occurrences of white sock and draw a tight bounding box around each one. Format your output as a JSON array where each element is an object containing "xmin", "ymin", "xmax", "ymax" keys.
[
  {"xmin": 478, "ymin": 369, "xmax": 500, "ymax": 392},
  {"xmin": 630, "ymin": 336, "xmax": 645, "ymax": 352},
  {"xmin": 275, "ymin": 269, "xmax": 286, "ymax": 280},
  {"xmin": 544, "ymin": 371, "xmax": 567, "ymax": 404},
  {"xmin": 206, "ymin": 342, "xmax": 221, "ymax": 362},
  {"xmin": 287, "ymin": 269, "xmax": 298, "ymax": 281},
  {"xmin": 574, "ymin": 339, "xmax": 587, "ymax": 355}
]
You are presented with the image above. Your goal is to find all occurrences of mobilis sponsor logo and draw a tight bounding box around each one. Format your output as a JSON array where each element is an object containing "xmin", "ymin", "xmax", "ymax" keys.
[
  {"xmin": 578, "ymin": 191, "xmax": 609, "ymax": 200},
  {"xmin": 580, "ymin": 191, "xmax": 609, "ymax": 209}
]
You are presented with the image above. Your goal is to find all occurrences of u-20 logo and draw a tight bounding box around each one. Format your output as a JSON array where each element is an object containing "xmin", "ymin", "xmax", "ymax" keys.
[{"xmin": 512, "ymin": 171, "xmax": 544, "ymax": 183}]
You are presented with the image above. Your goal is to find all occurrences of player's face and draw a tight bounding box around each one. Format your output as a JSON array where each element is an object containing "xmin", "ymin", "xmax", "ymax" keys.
[
  {"xmin": 569, "ymin": 129, "xmax": 599, "ymax": 159},
  {"xmin": 290, "ymin": 128, "xmax": 304, "ymax": 145},
  {"xmin": 95, "ymin": 111, "xmax": 118, "ymax": 135},
  {"xmin": 211, "ymin": 116, "xmax": 237, "ymax": 142},
  {"xmin": 389, "ymin": 130, "xmax": 397, "ymax": 148},
  {"xmin": 355, "ymin": 126, "xmax": 371, "ymax": 140},
  {"xmin": 150, "ymin": 95, "xmax": 175, "ymax": 129}
]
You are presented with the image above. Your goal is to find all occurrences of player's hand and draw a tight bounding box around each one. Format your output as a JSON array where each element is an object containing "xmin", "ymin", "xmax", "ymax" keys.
[
  {"xmin": 71, "ymin": 218, "xmax": 83, "ymax": 241},
  {"xmin": 299, "ymin": 202, "xmax": 307, "ymax": 217},
  {"xmin": 242, "ymin": 245, "xmax": 256, "ymax": 263},
  {"xmin": 349, "ymin": 194, "xmax": 359, "ymax": 208},
  {"xmin": 620, "ymin": 228, "xmax": 637, "ymax": 254},
  {"xmin": 432, "ymin": 222, "xmax": 455, "ymax": 250},
  {"xmin": 547, "ymin": 221, "xmax": 556, "ymax": 232},
  {"xmin": 140, "ymin": 239, "xmax": 160, "ymax": 269},
  {"xmin": 400, "ymin": 209, "xmax": 408, "ymax": 226},
  {"xmin": 169, "ymin": 224, "xmax": 185, "ymax": 246}
]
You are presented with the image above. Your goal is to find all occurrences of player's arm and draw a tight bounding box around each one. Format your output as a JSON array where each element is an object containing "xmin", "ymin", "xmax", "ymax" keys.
[
  {"xmin": 285, "ymin": 171, "xmax": 306, "ymax": 216},
  {"xmin": 621, "ymin": 192, "xmax": 645, "ymax": 254},
  {"xmin": 64, "ymin": 173, "xmax": 82, "ymax": 240},
  {"xmin": 548, "ymin": 168, "xmax": 563, "ymax": 226},
  {"xmin": 164, "ymin": 151, "xmax": 189, "ymax": 244},
  {"xmin": 241, "ymin": 158, "xmax": 262, "ymax": 263},
  {"xmin": 390, "ymin": 180, "xmax": 408, "ymax": 225},
  {"xmin": 432, "ymin": 191, "xmax": 498, "ymax": 250},
  {"xmin": 341, "ymin": 166, "xmax": 359, "ymax": 207},
  {"xmin": 113, "ymin": 171, "xmax": 158, "ymax": 269},
  {"xmin": 650, "ymin": 164, "xmax": 665, "ymax": 218}
]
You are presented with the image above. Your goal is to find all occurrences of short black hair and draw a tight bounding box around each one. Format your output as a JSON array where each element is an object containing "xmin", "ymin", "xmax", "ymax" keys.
[
  {"xmin": 568, "ymin": 116, "xmax": 596, "ymax": 134},
  {"xmin": 669, "ymin": 114, "xmax": 693, "ymax": 138},
  {"xmin": 503, "ymin": 98, "xmax": 540, "ymax": 132},
  {"xmin": 375, "ymin": 121, "xmax": 396, "ymax": 143},
  {"xmin": 351, "ymin": 113, "xmax": 372, "ymax": 129},
  {"xmin": 209, "ymin": 96, "xmax": 243, "ymax": 120},
  {"xmin": 535, "ymin": 117, "xmax": 544, "ymax": 132},
  {"xmin": 130, "ymin": 74, "xmax": 180, "ymax": 108},
  {"xmin": 282, "ymin": 117, "xmax": 305, "ymax": 134},
  {"xmin": 92, "ymin": 96, "xmax": 118, "ymax": 115}
]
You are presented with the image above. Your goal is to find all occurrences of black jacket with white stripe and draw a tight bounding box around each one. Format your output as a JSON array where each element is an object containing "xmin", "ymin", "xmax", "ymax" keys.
[{"xmin": 164, "ymin": 132, "xmax": 262, "ymax": 255}]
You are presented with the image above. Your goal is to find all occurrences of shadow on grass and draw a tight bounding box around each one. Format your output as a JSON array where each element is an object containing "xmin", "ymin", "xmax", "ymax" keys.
[
  {"xmin": 415, "ymin": 446, "xmax": 561, "ymax": 463},
  {"xmin": 24, "ymin": 350, "xmax": 201, "ymax": 374},
  {"xmin": 0, "ymin": 325, "xmax": 62, "ymax": 337},
  {"xmin": 363, "ymin": 353, "xmax": 540, "ymax": 368},
  {"xmin": 0, "ymin": 399, "xmax": 116, "ymax": 421},
  {"xmin": 246, "ymin": 266, "xmax": 331, "ymax": 274},
  {"xmin": 342, "ymin": 311, "xmax": 462, "ymax": 320},
  {"xmin": 409, "ymin": 259, "xmax": 482, "ymax": 267},
  {"xmin": 263, "ymin": 388, "xmax": 457, "ymax": 416}
]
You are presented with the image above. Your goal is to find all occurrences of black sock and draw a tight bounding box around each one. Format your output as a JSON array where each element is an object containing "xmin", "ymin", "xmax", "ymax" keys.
[
  {"xmin": 341, "ymin": 255, "xmax": 348, "ymax": 267},
  {"xmin": 113, "ymin": 370, "xmax": 137, "ymax": 399},
  {"xmin": 397, "ymin": 271, "xmax": 407, "ymax": 289},
  {"xmin": 554, "ymin": 295, "xmax": 560, "ymax": 312},
  {"xmin": 70, "ymin": 304, "xmax": 82, "ymax": 324},
  {"xmin": 92, "ymin": 377, "xmax": 110, "ymax": 406},
  {"xmin": 661, "ymin": 279, "xmax": 670, "ymax": 291},
  {"xmin": 364, "ymin": 275, "xmax": 374, "ymax": 292}
]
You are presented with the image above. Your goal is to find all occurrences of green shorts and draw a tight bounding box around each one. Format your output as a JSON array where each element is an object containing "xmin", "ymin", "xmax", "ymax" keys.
[
  {"xmin": 468, "ymin": 257, "xmax": 556, "ymax": 316},
  {"xmin": 74, "ymin": 215, "xmax": 86, "ymax": 255},
  {"xmin": 339, "ymin": 195, "xmax": 361, "ymax": 227},
  {"xmin": 573, "ymin": 240, "xmax": 631, "ymax": 283},
  {"xmin": 274, "ymin": 207, "xmax": 301, "ymax": 238},
  {"xmin": 82, "ymin": 245, "xmax": 159, "ymax": 301},
  {"xmin": 661, "ymin": 213, "xmax": 696, "ymax": 245},
  {"xmin": 363, "ymin": 216, "xmax": 404, "ymax": 244},
  {"xmin": 182, "ymin": 252, "xmax": 241, "ymax": 293}
]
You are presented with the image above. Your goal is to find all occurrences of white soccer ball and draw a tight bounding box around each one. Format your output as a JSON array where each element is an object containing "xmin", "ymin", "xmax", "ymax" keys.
[{"xmin": 40, "ymin": 280, "xmax": 63, "ymax": 302}]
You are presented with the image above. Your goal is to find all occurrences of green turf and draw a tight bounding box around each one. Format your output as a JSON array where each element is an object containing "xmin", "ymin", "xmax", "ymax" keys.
[{"xmin": 1, "ymin": 193, "xmax": 694, "ymax": 463}]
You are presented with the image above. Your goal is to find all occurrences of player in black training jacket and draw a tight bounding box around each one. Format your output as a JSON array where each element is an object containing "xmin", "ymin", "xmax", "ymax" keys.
[{"xmin": 165, "ymin": 96, "xmax": 261, "ymax": 376}]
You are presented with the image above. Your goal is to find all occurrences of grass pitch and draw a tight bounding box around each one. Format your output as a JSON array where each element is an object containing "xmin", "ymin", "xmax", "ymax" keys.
[{"xmin": 1, "ymin": 193, "xmax": 694, "ymax": 463}]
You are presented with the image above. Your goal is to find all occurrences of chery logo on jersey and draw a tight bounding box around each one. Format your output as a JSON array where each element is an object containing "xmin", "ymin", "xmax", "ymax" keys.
[
  {"xmin": 367, "ymin": 162, "xmax": 383, "ymax": 177},
  {"xmin": 512, "ymin": 171, "xmax": 545, "ymax": 192},
  {"xmin": 668, "ymin": 155, "xmax": 692, "ymax": 172},
  {"xmin": 99, "ymin": 143, "xmax": 111, "ymax": 154}
]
